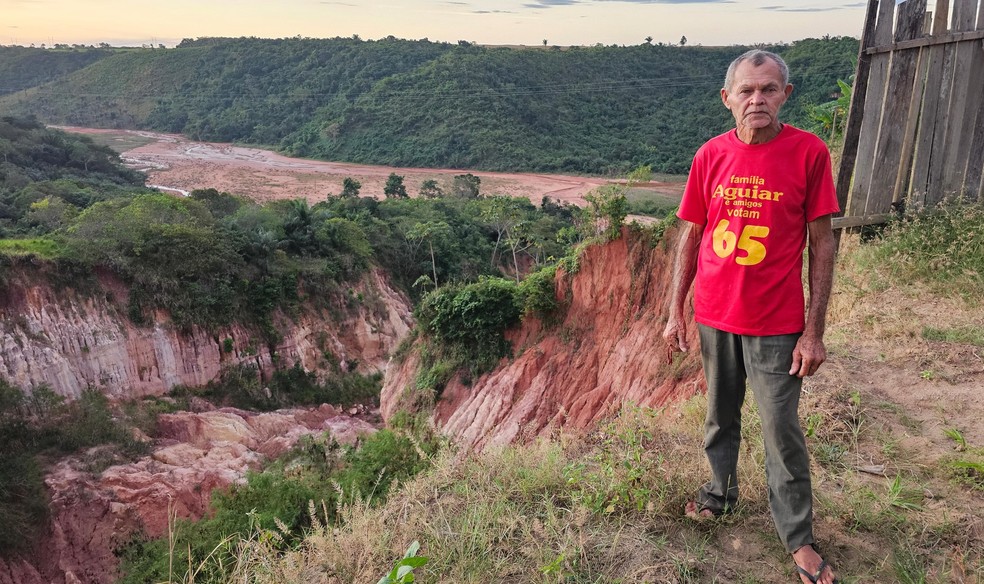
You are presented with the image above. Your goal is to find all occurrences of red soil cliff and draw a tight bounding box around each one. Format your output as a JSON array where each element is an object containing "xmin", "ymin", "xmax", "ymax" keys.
[{"xmin": 381, "ymin": 225, "xmax": 705, "ymax": 450}]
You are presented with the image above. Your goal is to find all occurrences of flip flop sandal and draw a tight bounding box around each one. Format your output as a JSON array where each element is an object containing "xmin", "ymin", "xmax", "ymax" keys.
[
  {"xmin": 685, "ymin": 500, "xmax": 733, "ymax": 518},
  {"xmin": 795, "ymin": 558, "xmax": 839, "ymax": 583}
]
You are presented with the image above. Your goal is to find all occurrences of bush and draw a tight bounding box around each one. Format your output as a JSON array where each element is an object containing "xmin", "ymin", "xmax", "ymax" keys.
[
  {"xmin": 861, "ymin": 202, "xmax": 984, "ymax": 300},
  {"xmin": 518, "ymin": 264, "xmax": 559, "ymax": 319},
  {"xmin": 183, "ymin": 363, "xmax": 382, "ymax": 412},
  {"xmin": 416, "ymin": 277, "xmax": 521, "ymax": 370}
]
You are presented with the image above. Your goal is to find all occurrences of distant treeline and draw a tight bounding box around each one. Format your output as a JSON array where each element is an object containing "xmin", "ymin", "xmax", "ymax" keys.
[{"xmin": 0, "ymin": 36, "xmax": 857, "ymax": 175}]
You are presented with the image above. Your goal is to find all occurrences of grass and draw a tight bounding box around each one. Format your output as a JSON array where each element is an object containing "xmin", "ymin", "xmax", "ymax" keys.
[
  {"xmin": 921, "ymin": 325, "xmax": 984, "ymax": 347},
  {"xmin": 0, "ymin": 237, "xmax": 66, "ymax": 259},
  {"xmin": 624, "ymin": 188, "xmax": 681, "ymax": 218},
  {"xmin": 65, "ymin": 129, "xmax": 157, "ymax": 153}
]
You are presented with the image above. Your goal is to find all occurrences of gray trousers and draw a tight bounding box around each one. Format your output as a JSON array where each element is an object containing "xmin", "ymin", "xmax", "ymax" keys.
[{"xmin": 696, "ymin": 324, "xmax": 814, "ymax": 553}]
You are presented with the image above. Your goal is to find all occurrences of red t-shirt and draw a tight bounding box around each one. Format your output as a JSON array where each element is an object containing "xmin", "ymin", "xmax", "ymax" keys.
[{"xmin": 677, "ymin": 125, "xmax": 839, "ymax": 336}]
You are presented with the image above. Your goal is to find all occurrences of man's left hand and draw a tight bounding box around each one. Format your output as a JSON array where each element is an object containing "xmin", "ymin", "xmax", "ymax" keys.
[{"xmin": 790, "ymin": 333, "xmax": 826, "ymax": 377}]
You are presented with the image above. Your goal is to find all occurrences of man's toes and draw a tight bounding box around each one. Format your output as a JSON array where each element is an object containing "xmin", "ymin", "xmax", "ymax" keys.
[{"xmin": 684, "ymin": 501, "xmax": 716, "ymax": 519}]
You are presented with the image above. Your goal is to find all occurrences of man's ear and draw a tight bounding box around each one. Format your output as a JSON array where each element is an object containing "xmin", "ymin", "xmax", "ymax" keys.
[
  {"xmin": 721, "ymin": 87, "xmax": 730, "ymax": 108},
  {"xmin": 784, "ymin": 83, "xmax": 794, "ymax": 100}
]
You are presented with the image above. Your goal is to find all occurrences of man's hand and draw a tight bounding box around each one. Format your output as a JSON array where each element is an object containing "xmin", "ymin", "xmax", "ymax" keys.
[
  {"xmin": 663, "ymin": 221, "xmax": 703, "ymax": 355},
  {"xmin": 663, "ymin": 316, "xmax": 690, "ymax": 353},
  {"xmin": 789, "ymin": 332, "xmax": 826, "ymax": 377}
]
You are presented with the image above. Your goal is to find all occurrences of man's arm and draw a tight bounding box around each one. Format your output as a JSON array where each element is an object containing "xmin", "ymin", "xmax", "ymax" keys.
[
  {"xmin": 789, "ymin": 214, "xmax": 835, "ymax": 377},
  {"xmin": 662, "ymin": 220, "xmax": 704, "ymax": 352}
]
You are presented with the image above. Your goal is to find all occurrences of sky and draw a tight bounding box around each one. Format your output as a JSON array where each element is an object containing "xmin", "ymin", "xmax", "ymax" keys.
[{"xmin": 2, "ymin": 0, "xmax": 871, "ymax": 48}]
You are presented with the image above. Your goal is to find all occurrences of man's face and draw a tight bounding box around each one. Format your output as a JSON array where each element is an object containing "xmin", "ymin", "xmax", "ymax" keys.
[{"xmin": 721, "ymin": 59, "xmax": 793, "ymax": 132}]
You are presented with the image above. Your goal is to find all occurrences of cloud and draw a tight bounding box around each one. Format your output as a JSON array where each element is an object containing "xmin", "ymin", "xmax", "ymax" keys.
[
  {"xmin": 760, "ymin": 3, "xmax": 861, "ymax": 12},
  {"xmin": 524, "ymin": 0, "xmax": 731, "ymax": 7},
  {"xmin": 474, "ymin": 9, "xmax": 516, "ymax": 13},
  {"xmin": 523, "ymin": 0, "xmax": 578, "ymax": 6}
]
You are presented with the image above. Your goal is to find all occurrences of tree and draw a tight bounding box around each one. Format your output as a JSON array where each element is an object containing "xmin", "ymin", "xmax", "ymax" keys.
[
  {"xmin": 543, "ymin": 40, "xmax": 548, "ymax": 47},
  {"xmin": 419, "ymin": 179, "xmax": 443, "ymax": 198},
  {"xmin": 407, "ymin": 221, "xmax": 452, "ymax": 288},
  {"xmin": 584, "ymin": 187, "xmax": 628, "ymax": 240},
  {"xmin": 680, "ymin": 35, "xmax": 687, "ymax": 46},
  {"xmin": 341, "ymin": 177, "xmax": 362, "ymax": 198},
  {"xmin": 383, "ymin": 173, "xmax": 408, "ymax": 198},
  {"xmin": 451, "ymin": 174, "xmax": 480, "ymax": 199},
  {"xmin": 481, "ymin": 196, "xmax": 532, "ymax": 277},
  {"xmin": 645, "ymin": 36, "xmax": 653, "ymax": 45},
  {"xmin": 808, "ymin": 78, "xmax": 853, "ymax": 145},
  {"xmin": 281, "ymin": 198, "xmax": 329, "ymax": 255}
]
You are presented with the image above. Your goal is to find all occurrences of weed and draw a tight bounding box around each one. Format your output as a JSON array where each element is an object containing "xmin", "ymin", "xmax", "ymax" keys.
[
  {"xmin": 377, "ymin": 541, "xmax": 428, "ymax": 584},
  {"xmin": 884, "ymin": 475, "xmax": 924, "ymax": 513},
  {"xmin": 893, "ymin": 540, "xmax": 929, "ymax": 584},
  {"xmin": 943, "ymin": 427, "xmax": 967, "ymax": 451},
  {"xmin": 564, "ymin": 406, "xmax": 668, "ymax": 516},
  {"xmin": 947, "ymin": 459, "xmax": 984, "ymax": 491}
]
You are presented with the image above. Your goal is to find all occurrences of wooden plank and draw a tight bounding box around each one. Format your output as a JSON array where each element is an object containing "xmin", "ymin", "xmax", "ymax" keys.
[
  {"xmin": 847, "ymin": 0, "xmax": 897, "ymax": 217},
  {"xmin": 924, "ymin": 20, "xmax": 961, "ymax": 205},
  {"xmin": 865, "ymin": 0, "xmax": 928, "ymax": 216},
  {"xmin": 832, "ymin": 213, "xmax": 893, "ymax": 229},
  {"xmin": 833, "ymin": 214, "xmax": 894, "ymax": 230},
  {"xmin": 835, "ymin": 0, "xmax": 882, "ymax": 217},
  {"xmin": 909, "ymin": 0, "xmax": 952, "ymax": 204},
  {"xmin": 939, "ymin": 0, "xmax": 980, "ymax": 198},
  {"xmin": 965, "ymin": 94, "xmax": 984, "ymax": 202},
  {"xmin": 892, "ymin": 19, "xmax": 932, "ymax": 203},
  {"xmin": 865, "ymin": 27, "xmax": 984, "ymax": 53},
  {"xmin": 967, "ymin": 0, "xmax": 984, "ymax": 202},
  {"xmin": 959, "ymin": 38, "xmax": 984, "ymax": 198}
]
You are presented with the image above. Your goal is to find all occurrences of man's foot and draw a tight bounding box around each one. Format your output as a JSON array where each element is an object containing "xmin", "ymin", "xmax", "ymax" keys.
[
  {"xmin": 792, "ymin": 545, "xmax": 837, "ymax": 584},
  {"xmin": 684, "ymin": 500, "xmax": 720, "ymax": 519}
]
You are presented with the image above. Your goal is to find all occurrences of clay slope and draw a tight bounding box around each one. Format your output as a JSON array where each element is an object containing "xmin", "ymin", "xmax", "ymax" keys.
[
  {"xmin": 0, "ymin": 266, "xmax": 413, "ymax": 400},
  {"xmin": 381, "ymin": 226, "xmax": 705, "ymax": 450}
]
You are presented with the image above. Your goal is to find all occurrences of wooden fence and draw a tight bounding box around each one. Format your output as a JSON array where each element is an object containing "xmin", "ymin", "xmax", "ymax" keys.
[{"xmin": 835, "ymin": 0, "xmax": 984, "ymax": 229}]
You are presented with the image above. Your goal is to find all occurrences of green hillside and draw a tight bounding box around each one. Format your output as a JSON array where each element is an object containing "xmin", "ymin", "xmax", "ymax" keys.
[
  {"xmin": 0, "ymin": 46, "xmax": 113, "ymax": 96},
  {"xmin": 0, "ymin": 36, "xmax": 858, "ymax": 174}
]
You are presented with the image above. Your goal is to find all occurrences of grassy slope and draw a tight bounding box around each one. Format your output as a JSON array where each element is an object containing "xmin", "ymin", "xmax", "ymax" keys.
[
  {"xmin": 2, "ymin": 48, "xmax": 209, "ymax": 128},
  {"xmin": 184, "ymin": 217, "xmax": 984, "ymax": 583}
]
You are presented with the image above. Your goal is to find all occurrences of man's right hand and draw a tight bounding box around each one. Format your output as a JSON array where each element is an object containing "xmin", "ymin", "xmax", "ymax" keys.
[{"xmin": 663, "ymin": 315, "xmax": 690, "ymax": 353}]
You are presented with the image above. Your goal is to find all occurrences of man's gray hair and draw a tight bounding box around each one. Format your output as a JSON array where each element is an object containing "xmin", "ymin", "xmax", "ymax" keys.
[{"xmin": 723, "ymin": 49, "xmax": 789, "ymax": 91}]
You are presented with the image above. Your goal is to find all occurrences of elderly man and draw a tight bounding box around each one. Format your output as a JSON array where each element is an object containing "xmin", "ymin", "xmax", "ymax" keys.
[{"xmin": 662, "ymin": 49, "xmax": 839, "ymax": 584}]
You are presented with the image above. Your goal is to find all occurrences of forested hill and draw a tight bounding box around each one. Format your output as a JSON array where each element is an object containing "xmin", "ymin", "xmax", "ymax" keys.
[{"xmin": 0, "ymin": 36, "xmax": 857, "ymax": 174}]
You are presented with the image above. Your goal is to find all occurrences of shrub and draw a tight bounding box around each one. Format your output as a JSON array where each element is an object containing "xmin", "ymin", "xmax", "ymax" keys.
[
  {"xmin": 184, "ymin": 363, "xmax": 382, "ymax": 411},
  {"xmin": 518, "ymin": 264, "xmax": 559, "ymax": 319},
  {"xmin": 861, "ymin": 202, "xmax": 984, "ymax": 300},
  {"xmin": 415, "ymin": 277, "xmax": 521, "ymax": 372}
]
